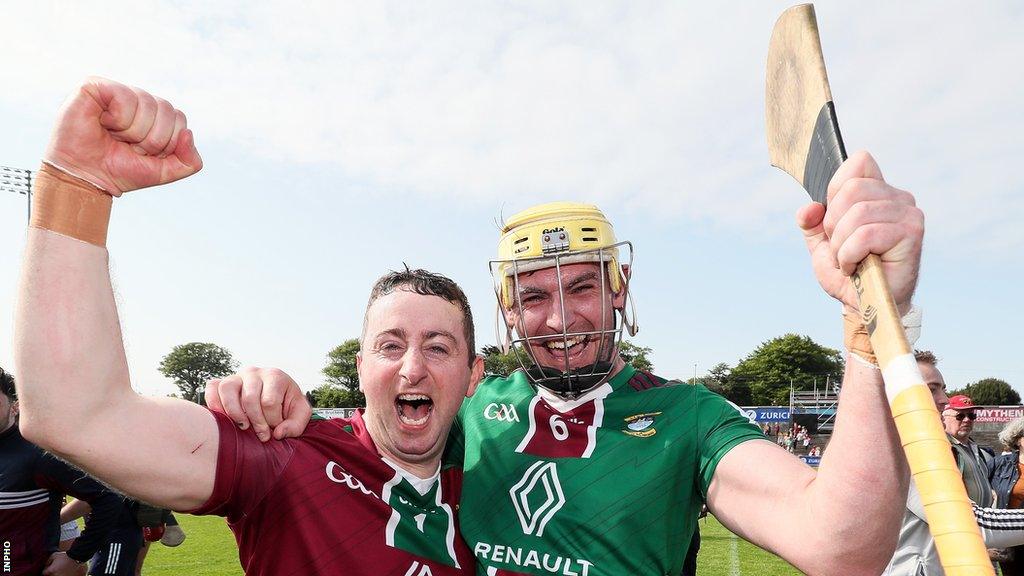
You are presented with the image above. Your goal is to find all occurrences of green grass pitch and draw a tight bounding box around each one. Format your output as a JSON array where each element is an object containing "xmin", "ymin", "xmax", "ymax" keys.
[
  {"xmin": 695, "ymin": 516, "xmax": 803, "ymax": 575},
  {"xmin": 138, "ymin": 514, "xmax": 802, "ymax": 575},
  {"xmin": 142, "ymin": 514, "xmax": 242, "ymax": 576}
]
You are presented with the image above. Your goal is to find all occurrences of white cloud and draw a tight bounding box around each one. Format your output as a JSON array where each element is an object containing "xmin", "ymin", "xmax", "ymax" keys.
[{"xmin": 3, "ymin": 1, "xmax": 1021, "ymax": 254}]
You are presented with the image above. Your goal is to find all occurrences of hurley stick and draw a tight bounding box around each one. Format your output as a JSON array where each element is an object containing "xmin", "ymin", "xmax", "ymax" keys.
[{"xmin": 766, "ymin": 5, "xmax": 992, "ymax": 575}]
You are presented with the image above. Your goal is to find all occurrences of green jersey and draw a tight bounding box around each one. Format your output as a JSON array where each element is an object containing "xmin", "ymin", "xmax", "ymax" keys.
[{"xmin": 446, "ymin": 364, "xmax": 764, "ymax": 576}]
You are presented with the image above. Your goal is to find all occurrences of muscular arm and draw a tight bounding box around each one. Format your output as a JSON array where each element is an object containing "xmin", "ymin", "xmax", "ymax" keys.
[
  {"xmin": 17, "ymin": 226, "xmax": 217, "ymax": 510},
  {"xmin": 708, "ymin": 359, "xmax": 906, "ymax": 576},
  {"xmin": 708, "ymin": 152, "xmax": 921, "ymax": 575},
  {"xmin": 14, "ymin": 78, "xmax": 215, "ymax": 511}
]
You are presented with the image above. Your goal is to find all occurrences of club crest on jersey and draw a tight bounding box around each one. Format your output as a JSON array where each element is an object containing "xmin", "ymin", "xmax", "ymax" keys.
[{"xmin": 622, "ymin": 412, "xmax": 661, "ymax": 437}]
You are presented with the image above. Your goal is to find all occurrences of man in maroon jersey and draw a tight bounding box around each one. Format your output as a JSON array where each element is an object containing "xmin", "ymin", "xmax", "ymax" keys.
[{"xmin": 14, "ymin": 78, "xmax": 482, "ymax": 575}]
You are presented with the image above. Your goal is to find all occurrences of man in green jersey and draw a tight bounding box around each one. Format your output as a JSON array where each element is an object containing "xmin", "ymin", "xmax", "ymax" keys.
[{"xmin": 211, "ymin": 151, "xmax": 922, "ymax": 575}]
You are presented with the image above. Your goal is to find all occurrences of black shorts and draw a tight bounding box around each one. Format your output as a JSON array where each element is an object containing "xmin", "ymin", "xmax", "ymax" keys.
[{"xmin": 89, "ymin": 526, "xmax": 143, "ymax": 576}]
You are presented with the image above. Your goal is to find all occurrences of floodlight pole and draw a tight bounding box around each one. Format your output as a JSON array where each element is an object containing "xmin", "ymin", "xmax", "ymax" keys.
[
  {"xmin": 1, "ymin": 165, "xmax": 33, "ymax": 223},
  {"xmin": 26, "ymin": 172, "xmax": 31, "ymax": 222}
]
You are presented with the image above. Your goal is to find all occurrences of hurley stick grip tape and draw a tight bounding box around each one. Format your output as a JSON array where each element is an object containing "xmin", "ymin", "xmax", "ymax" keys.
[
  {"xmin": 858, "ymin": 255, "xmax": 992, "ymax": 574},
  {"xmin": 890, "ymin": 384, "xmax": 991, "ymax": 573}
]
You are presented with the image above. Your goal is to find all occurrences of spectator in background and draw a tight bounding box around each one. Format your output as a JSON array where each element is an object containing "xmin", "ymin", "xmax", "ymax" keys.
[
  {"xmin": 0, "ymin": 367, "xmax": 123, "ymax": 576},
  {"xmin": 61, "ymin": 498, "xmax": 142, "ymax": 576},
  {"xmin": 987, "ymin": 417, "xmax": 1024, "ymax": 575},
  {"xmin": 943, "ymin": 393, "xmax": 995, "ymax": 508},
  {"xmin": 133, "ymin": 506, "xmax": 186, "ymax": 576},
  {"xmin": 62, "ymin": 500, "xmax": 187, "ymax": 576},
  {"xmin": 886, "ymin": 351, "xmax": 1024, "ymax": 575}
]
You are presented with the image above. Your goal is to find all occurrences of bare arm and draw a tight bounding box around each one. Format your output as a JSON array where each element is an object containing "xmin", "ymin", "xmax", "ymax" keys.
[
  {"xmin": 60, "ymin": 499, "xmax": 90, "ymax": 524},
  {"xmin": 708, "ymin": 152, "xmax": 921, "ymax": 575},
  {"xmin": 709, "ymin": 360, "xmax": 905, "ymax": 575},
  {"xmin": 14, "ymin": 78, "xmax": 215, "ymax": 510}
]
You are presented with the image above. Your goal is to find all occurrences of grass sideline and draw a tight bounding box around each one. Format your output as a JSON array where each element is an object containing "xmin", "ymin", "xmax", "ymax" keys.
[
  {"xmin": 137, "ymin": 514, "xmax": 801, "ymax": 575},
  {"xmin": 696, "ymin": 516, "xmax": 802, "ymax": 575},
  {"xmin": 143, "ymin": 514, "xmax": 241, "ymax": 576}
]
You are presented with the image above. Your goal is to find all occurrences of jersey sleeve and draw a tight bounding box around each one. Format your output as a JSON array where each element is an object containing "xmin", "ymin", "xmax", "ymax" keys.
[
  {"xmin": 694, "ymin": 385, "xmax": 765, "ymax": 497},
  {"xmin": 33, "ymin": 455, "xmax": 123, "ymax": 563},
  {"xmin": 189, "ymin": 409, "xmax": 295, "ymax": 522}
]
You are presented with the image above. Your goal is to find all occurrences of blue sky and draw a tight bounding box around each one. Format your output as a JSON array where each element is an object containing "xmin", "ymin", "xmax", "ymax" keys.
[{"xmin": 1, "ymin": 1, "xmax": 1021, "ymax": 399}]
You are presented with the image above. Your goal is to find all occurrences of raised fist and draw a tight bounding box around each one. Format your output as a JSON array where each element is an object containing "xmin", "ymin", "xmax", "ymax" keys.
[
  {"xmin": 796, "ymin": 151, "xmax": 924, "ymax": 314},
  {"xmin": 44, "ymin": 77, "xmax": 202, "ymax": 195}
]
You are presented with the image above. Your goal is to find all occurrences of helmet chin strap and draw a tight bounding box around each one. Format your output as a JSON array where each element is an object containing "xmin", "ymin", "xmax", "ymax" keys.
[
  {"xmin": 525, "ymin": 361, "xmax": 617, "ymax": 399},
  {"xmin": 514, "ymin": 307, "xmax": 623, "ymax": 399}
]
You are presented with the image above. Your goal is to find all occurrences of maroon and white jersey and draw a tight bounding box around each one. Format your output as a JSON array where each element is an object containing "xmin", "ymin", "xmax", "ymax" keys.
[{"xmin": 193, "ymin": 410, "xmax": 474, "ymax": 576}]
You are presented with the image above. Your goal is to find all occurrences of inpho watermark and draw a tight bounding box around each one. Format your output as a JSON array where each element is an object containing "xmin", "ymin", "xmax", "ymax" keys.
[{"xmin": 3, "ymin": 539, "xmax": 12, "ymax": 573}]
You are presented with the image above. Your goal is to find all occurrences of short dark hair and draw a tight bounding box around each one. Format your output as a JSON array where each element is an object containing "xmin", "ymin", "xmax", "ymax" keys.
[
  {"xmin": 914, "ymin": 350, "xmax": 939, "ymax": 366},
  {"xmin": 0, "ymin": 367, "xmax": 16, "ymax": 401},
  {"xmin": 363, "ymin": 267, "xmax": 477, "ymax": 366}
]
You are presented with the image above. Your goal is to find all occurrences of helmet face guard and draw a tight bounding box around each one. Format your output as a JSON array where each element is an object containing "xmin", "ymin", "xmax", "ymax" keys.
[{"xmin": 489, "ymin": 203, "xmax": 638, "ymax": 398}]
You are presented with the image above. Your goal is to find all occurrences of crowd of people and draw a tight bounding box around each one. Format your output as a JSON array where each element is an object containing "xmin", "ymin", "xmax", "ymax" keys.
[
  {"xmin": 0, "ymin": 75, "xmax": 1014, "ymax": 576},
  {"xmin": 770, "ymin": 423, "xmax": 815, "ymax": 454}
]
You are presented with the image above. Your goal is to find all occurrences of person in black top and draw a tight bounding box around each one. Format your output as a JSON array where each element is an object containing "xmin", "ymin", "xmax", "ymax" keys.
[{"xmin": 0, "ymin": 367, "xmax": 123, "ymax": 576}]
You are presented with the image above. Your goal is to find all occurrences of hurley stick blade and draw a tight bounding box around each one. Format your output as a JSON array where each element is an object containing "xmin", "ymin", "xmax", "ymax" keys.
[
  {"xmin": 766, "ymin": 5, "xmax": 993, "ymax": 575},
  {"xmin": 766, "ymin": 4, "xmax": 845, "ymax": 205}
]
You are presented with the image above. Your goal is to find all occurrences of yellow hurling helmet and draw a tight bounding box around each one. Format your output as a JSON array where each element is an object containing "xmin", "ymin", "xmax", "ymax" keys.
[{"xmin": 489, "ymin": 202, "xmax": 638, "ymax": 397}]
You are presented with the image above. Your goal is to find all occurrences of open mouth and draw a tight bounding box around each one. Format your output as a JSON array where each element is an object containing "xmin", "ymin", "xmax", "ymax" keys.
[
  {"xmin": 395, "ymin": 393, "xmax": 434, "ymax": 426},
  {"xmin": 536, "ymin": 334, "xmax": 591, "ymax": 361}
]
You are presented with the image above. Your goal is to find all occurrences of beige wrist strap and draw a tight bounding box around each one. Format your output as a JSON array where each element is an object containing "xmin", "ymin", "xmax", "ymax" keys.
[
  {"xmin": 30, "ymin": 163, "xmax": 112, "ymax": 246},
  {"xmin": 843, "ymin": 309, "xmax": 878, "ymax": 366},
  {"xmin": 844, "ymin": 305, "xmax": 922, "ymax": 368}
]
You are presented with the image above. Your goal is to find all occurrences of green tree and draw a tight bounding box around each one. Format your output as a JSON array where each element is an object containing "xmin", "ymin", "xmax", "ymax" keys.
[
  {"xmin": 703, "ymin": 362, "xmax": 752, "ymax": 406},
  {"xmin": 951, "ymin": 378, "xmax": 1020, "ymax": 406},
  {"xmin": 324, "ymin": 339, "xmax": 360, "ymax": 388},
  {"xmin": 730, "ymin": 334, "xmax": 843, "ymax": 406},
  {"xmin": 619, "ymin": 341, "xmax": 654, "ymax": 372},
  {"xmin": 158, "ymin": 342, "xmax": 238, "ymax": 405},
  {"xmin": 481, "ymin": 345, "xmax": 521, "ymax": 377},
  {"xmin": 311, "ymin": 383, "xmax": 365, "ymax": 408},
  {"xmin": 314, "ymin": 339, "xmax": 364, "ymax": 407}
]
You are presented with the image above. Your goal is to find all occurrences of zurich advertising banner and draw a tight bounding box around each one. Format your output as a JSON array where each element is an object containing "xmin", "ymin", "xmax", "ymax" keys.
[
  {"xmin": 739, "ymin": 407, "xmax": 791, "ymax": 423},
  {"xmin": 800, "ymin": 456, "xmax": 822, "ymax": 467}
]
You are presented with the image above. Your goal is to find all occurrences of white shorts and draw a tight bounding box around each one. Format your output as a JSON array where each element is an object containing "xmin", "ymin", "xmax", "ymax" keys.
[{"xmin": 60, "ymin": 520, "xmax": 81, "ymax": 542}]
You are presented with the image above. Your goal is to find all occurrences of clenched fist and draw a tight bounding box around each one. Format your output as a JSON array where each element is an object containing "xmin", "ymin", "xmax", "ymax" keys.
[
  {"xmin": 44, "ymin": 77, "xmax": 202, "ymax": 195},
  {"xmin": 797, "ymin": 151, "xmax": 924, "ymax": 314}
]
